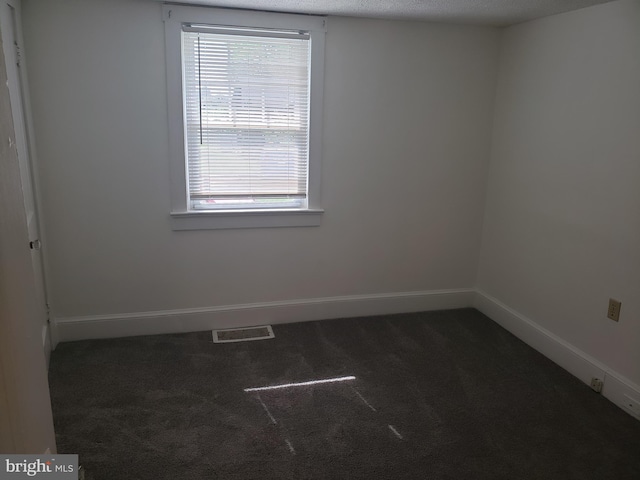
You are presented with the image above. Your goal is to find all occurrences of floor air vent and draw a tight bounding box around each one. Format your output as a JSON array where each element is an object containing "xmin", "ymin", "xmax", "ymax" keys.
[{"xmin": 212, "ymin": 325, "xmax": 275, "ymax": 343}]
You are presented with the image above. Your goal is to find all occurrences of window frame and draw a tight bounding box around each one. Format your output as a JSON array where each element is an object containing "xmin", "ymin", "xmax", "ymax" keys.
[{"xmin": 163, "ymin": 5, "xmax": 326, "ymax": 230}]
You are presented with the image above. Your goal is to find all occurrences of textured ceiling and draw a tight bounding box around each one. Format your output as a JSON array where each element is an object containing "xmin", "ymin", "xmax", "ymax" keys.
[{"xmin": 164, "ymin": 0, "xmax": 617, "ymax": 26}]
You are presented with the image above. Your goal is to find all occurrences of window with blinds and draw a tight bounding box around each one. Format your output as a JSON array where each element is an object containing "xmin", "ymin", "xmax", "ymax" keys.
[{"xmin": 182, "ymin": 26, "xmax": 311, "ymax": 211}]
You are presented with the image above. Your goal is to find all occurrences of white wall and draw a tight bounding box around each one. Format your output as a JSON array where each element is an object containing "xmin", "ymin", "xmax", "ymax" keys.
[
  {"xmin": 478, "ymin": 0, "xmax": 640, "ymax": 386},
  {"xmin": 22, "ymin": 0, "xmax": 499, "ymax": 325}
]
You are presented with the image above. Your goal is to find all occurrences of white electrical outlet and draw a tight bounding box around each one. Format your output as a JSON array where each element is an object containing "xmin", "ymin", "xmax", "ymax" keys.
[
  {"xmin": 607, "ymin": 298, "xmax": 621, "ymax": 321},
  {"xmin": 623, "ymin": 394, "xmax": 640, "ymax": 417},
  {"xmin": 590, "ymin": 378, "xmax": 603, "ymax": 393}
]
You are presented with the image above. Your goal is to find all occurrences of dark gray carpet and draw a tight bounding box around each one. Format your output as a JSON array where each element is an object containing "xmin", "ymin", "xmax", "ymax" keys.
[{"xmin": 49, "ymin": 308, "xmax": 640, "ymax": 479}]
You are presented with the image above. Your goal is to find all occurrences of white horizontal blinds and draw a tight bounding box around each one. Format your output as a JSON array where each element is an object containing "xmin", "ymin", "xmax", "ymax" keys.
[{"xmin": 182, "ymin": 27, "xmax": 311, "ymax": 210}]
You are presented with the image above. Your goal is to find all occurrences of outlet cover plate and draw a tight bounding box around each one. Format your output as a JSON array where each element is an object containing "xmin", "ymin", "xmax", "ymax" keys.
[
  {"xmin": 590, "ymin": 378, "xmax": 604, "ymax": 393},
  {"xmin": 607, "ymin": 298, "xmax": 621, "ymax": 322},
  {"xmin": 623, "ymin": 394, "xmax": 640, "ymax": 417}
]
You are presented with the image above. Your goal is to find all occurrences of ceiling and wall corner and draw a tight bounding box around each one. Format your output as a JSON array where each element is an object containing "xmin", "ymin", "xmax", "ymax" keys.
[{"xmin": 158, "ymin": 0, "xmax": 618, "ymax": 26}]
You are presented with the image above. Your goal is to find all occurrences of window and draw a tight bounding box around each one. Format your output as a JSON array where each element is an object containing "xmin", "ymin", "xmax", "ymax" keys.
[{"xmin": 163, "ymin": 6, "xmax": 325, "ymax": 230}]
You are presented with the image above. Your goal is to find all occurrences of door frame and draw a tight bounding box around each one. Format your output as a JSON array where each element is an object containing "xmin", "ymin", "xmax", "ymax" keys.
[
  {"xmin": 0, "ymin": 3, "xmax": 57, "ymax": 453},
  {"xmin": 0, "ymin": 0, "xmax": 56, "ymax": 354}
]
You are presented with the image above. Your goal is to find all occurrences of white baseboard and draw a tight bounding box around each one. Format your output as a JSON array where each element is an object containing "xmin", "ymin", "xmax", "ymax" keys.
[
  {"xmin": 53, "ymin": 287, "xmax": 640, "ymax": 420},
  {"xmin": 474, "ymin": 290, "xmax": 640, "ymax": 421},
  {"xmin": 54, "ymin": 288, "xmax": 475, "ymax": 343}
]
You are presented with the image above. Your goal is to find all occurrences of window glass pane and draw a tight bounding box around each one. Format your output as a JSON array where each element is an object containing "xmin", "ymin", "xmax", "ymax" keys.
[{"xmin": 182, "ymin": 30, "xmax": 310, "ymax": 210}]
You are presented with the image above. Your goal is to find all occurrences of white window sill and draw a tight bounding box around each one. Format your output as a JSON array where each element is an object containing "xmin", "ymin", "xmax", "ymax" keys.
[{"xmin": 170, "ymin": 208, "xmax": 324, "ymax": 231}]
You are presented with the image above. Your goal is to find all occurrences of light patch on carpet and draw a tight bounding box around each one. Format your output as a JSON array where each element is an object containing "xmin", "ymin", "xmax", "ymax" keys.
[
  {"xmin": 285, "ymin": 438, "xmax": 296, "ymax": 455},
  {"xmin": 352, "ymin": 387, "xmax": 377, "ymax": 412},
  {"xmin": 256, "ymin": 394, "xmax": 277, "ymax": 425},
  {"xmin": 388, "ymin": 424, "xmax": 403, "ymax": 440},
  {"xmin": 244, "ymin": 376, "xmax": 356, "ymax": 392}
]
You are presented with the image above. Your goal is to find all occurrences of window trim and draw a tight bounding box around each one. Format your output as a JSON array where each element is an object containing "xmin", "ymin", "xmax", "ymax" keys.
[{"xmin": 163, "ymin": 5, "xmax": 326, "ymax": 230}]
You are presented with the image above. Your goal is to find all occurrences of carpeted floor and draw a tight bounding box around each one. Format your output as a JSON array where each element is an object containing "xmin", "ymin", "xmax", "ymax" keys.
[{"xmin": 49, "ymin": 308, "xmax": 640, "ymax": 479}]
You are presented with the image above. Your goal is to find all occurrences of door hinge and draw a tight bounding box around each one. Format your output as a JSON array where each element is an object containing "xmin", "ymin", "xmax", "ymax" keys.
[
  {"xmin": 14, "ymin": 42, "xmax": 21, "ymax": 67},
  {"xmin": 46, "ymin": 303, "xmax": 51, "ymax": 324}
]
